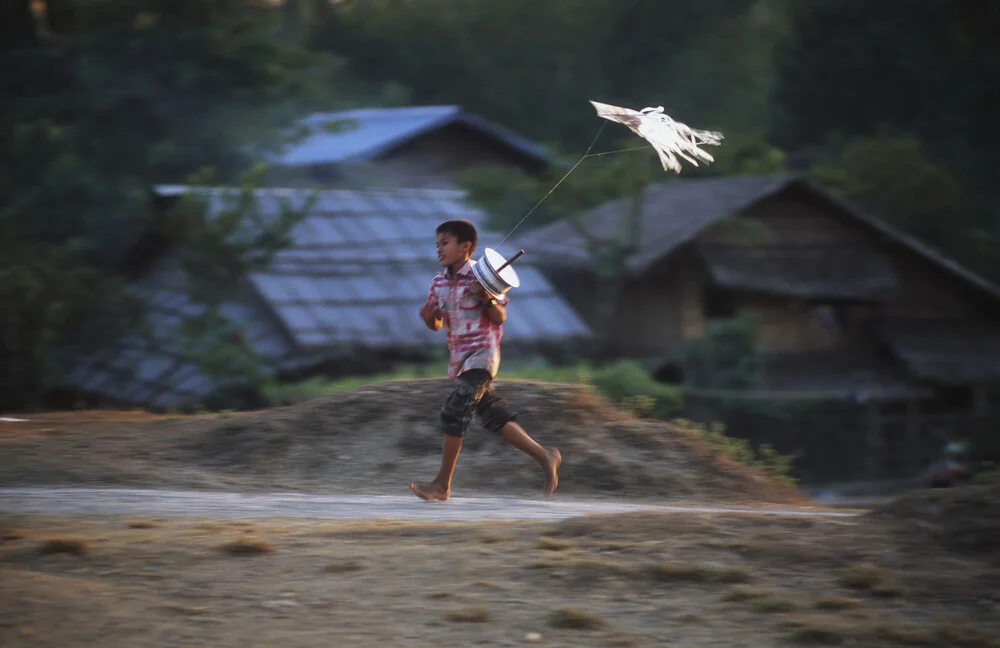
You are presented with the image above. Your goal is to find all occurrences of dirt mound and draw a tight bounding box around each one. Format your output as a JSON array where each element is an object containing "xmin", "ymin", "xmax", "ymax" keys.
[
  {"xmin": 0, "ymin": 379, "xmax": 805, "ymax": 504},
  {"xmin": 867, "ymin": 484, "xmax": 1000, "ymax": 557}
]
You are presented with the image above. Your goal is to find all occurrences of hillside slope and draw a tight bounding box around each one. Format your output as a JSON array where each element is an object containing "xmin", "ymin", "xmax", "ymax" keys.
[{"xmin": 0, "ymin": 379, "xmax": 804, "ymax": 504}]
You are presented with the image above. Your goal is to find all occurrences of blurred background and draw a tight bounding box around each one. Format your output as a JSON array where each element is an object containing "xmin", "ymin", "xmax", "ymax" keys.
[{"xmin": 2, "ymin": 0, "xmax": 998, "ymax": 489}]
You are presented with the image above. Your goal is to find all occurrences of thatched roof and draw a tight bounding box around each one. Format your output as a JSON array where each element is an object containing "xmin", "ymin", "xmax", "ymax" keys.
[
  {"xmin": 511, "ymin": 174, "xmax": 1000, "ymax": 307},
  {"xmin": 882, "ymin": 318, "xmax": 1000, "ymax": 385},
  {"xmin": 697, "ymin": 243, "xmax": 899, "ymax": 301}
]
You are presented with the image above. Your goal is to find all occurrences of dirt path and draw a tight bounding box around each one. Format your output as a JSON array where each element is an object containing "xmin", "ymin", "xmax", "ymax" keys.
[{"xmin": 0, "ymin": 487, "xmax": 864, "ymax": 521}]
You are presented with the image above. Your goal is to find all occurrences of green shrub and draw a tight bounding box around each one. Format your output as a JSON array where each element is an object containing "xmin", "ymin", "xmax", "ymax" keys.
[{"xmin": 670, "ymin": 418, "xmax": 797, "ymax": 486}]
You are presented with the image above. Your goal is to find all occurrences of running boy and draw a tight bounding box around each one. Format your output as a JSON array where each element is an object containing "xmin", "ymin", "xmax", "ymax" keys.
[{"xmin": 411, "ymin": 219, "xmax": 561, "ymax": 501}]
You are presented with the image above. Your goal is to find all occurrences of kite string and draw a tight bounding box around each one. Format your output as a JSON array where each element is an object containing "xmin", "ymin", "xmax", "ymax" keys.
[
  {"xmin": 582, "ymin": 145, "xmax": 648, "ymax": 158},
  {"xmin": 498, "ymin": 122, "xmax": 607, "ymax": 245}
]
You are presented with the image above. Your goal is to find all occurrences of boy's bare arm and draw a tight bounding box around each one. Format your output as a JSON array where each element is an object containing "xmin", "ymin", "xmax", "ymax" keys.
[
  {"xmin": 483, "ymin": 300, "xmax": 506, "ymax": 325},
  {"xmin": 471, "ymin": 282, "xmax": 506, "ymax": 324},
  {"xmin": 419, "ymin": 301, "xmax": 443, "ymax": 331}
]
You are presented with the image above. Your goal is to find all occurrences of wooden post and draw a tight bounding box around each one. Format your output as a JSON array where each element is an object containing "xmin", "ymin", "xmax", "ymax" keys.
[
  {"xmin": 865, "ymin": 400, "xmax": 881, "ymax": 481},
  {"xmin": 905, "ymin": 398, "xmax": 921, "ymax": 476},
  {"xmin": 972, "ymin": 384, "xmax": 988, "ymax": 415}
]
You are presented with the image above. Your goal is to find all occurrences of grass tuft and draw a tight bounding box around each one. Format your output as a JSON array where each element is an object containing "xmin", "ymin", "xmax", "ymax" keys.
[
  {"xmin": 322, "ymin": 559, "xmax": 364, "ymax": 573},
  {"xmin": 788, "ymin": 622, "xmax": 849, "ymax": 645},
  {"xmin": 814, "ymin": 595, "xmax": 862, "ymax": 611},
  {"xmin": 219, "ymin": 537, "xmax": 275, "ymax": 556},
  {"xmin": 748, "ymin": 595, "xmax": 797, "ymax": 613},
  {"xmin": 547, "ymin": 607, "xmax": 605, "ymax": 630},
  {"xmin": 537, "ymin": 536, "xmax": 573, "ymax": 551},
  {"xmin": 838, "ymin": 564, "xmax": 885, "ymax": 590},
  {"xmin": 444, "ymin": 606, "xmax": 491, "ymax": 623},
  {"xmin": 38, "ymin": 538, "xmax": 89, "ymax": 556}
]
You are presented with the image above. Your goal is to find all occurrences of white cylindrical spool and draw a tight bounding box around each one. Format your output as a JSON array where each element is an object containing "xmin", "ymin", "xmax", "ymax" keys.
[{"xmin": 472, "ymin": 248, "xmax": 522, "ymax": 298}]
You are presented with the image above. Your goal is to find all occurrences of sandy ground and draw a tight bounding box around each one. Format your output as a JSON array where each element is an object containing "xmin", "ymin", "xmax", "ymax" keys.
[
  {"xmin": 0, "ymin": 487, "xmax": 863, "ymax": 522},
  {"xmin": 2, "ymin": 491, "xmax": 999, "ymax": 648},
  {"xmin": 3, "ymin": 382, "xmax": 998, "ymax": 647}
]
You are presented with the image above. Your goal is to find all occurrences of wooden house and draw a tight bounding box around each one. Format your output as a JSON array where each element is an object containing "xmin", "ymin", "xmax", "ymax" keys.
[
  {"xmin": 512, "ymin": 174, "xmax": 1000, "ymax": 482},
  {"xmin": 269, "ymin": 105, "xmax": 553, "ymax": 189}
]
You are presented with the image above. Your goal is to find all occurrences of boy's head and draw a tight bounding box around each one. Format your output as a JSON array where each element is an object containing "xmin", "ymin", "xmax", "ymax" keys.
[{"xmin": 435, "ymin": 219, "xmax": 478, "ymax": 268}]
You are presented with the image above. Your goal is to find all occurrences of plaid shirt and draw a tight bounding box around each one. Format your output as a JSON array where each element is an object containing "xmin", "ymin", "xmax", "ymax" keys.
[{"xmin": 425, "ymin": 260, "xmax": 510, "ymax": 381}]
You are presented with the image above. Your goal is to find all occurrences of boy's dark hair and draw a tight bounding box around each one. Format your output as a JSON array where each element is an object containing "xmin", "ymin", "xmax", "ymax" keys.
[{"xmin": 436, "ymin": 219, "xmax": 478, "ymax": 255}]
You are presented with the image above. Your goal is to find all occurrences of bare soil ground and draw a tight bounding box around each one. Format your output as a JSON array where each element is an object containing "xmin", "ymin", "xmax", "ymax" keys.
[
  {"xmin": 0, "ymin": 379, "xmax": 803, "ymax": 504},
  {"xmin": 2, "ymin": 485, "xmax": 999, "ymax": 648}
]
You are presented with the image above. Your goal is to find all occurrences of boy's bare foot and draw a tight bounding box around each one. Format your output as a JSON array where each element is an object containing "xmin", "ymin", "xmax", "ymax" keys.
[
  {"xmin": 409, "ymin": 480, "xmax": 450, "ymax": 501},
  {"xmin": 543, "ymin": 448, "xmax": 562, "ymax": 495}
]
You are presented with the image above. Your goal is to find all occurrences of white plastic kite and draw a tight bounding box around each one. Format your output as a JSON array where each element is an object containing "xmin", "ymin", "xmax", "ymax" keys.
[{"xmin": 589, "ymin": 100, "xmax": 724, "ymax": 173}]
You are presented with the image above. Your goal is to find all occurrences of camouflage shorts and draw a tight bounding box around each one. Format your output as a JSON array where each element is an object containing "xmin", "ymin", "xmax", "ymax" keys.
[{"xmin": 440, "ymin": 369, "xmax": 517, "ymax": 437}]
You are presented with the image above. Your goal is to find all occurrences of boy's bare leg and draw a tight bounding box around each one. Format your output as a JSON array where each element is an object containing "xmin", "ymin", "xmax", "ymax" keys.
[
  {"xmin": 410, "ymin": 434, "xmax": 462, "ymax": 501},
  {"xmin": 500, "ymin": 421, "xmax": 562, "ymax": 495}
]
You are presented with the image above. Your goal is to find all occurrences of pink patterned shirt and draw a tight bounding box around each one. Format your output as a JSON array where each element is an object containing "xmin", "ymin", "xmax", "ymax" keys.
[{"xmin": 425, "ymin": 260, "xmax": 510, "ymax": 381}]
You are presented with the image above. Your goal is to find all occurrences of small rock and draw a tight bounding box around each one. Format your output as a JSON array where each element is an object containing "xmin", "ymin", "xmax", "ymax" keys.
[
  {"xmin": 525, "ymin": 632, "xmax": 543, "ymax": 643},
  {"xmin": 262, "ymin": 599, "xmax": 299, "ymax": 610}
]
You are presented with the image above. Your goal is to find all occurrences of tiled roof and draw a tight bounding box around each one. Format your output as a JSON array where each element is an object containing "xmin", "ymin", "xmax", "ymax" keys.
[
  {"xmin": 272, "ymin": 105, "xmax": 552, "ymax": 168},
  {"xmin": 58, "ymin": 185, "xmax": 591, "ymax": 409}
]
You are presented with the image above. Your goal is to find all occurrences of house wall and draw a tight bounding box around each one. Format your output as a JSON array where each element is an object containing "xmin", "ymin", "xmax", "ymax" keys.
[
  {"xmin": 599, "ymin": 186, "xmax": 998, "ymax": 361},
  {"xmin": 690, "ymin": 189, "xmax": 995, "ymax": 347},
  {"xmin": 372, "ymin": 125, "xmax": 547, "ymax": 189}
]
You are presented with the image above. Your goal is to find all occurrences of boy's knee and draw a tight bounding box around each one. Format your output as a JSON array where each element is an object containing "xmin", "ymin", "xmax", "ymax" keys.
[
  {"xmin": 440, "ymin": 379, "xmax": 479, "ymax": 437},
  {"xmin": 440, "ymin": 407, "xmax": 468, "ymax": 437},
  {"xmin": 477, "ymin": 393, "xmax": 518, "ymax": 435}
]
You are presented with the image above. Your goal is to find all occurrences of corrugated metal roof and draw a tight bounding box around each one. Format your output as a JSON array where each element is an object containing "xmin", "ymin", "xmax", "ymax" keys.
[
  {"xmin": 219, "ymin": 185, "xmax": 592, "ymax": 352},
  {"xmin": 271, "ymin": 105, "xmax": 552, "ymax": 168},
  {"xmin": 58, "ymin": 185, "xmax": 591, "ymax": 409},
  {"xmin": 59, "ymin": 253, "xmax": 298, "ymax": 410}
]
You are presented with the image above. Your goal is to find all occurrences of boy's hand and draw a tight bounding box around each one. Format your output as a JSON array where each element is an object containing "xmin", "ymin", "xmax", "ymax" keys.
[
  {"xmin": 419, "ymin": 300, "xmax": 442, "ymax": 331},
  {"xmin": 470, "ymin": 282, "xmax": 492, "ymax": 302}
]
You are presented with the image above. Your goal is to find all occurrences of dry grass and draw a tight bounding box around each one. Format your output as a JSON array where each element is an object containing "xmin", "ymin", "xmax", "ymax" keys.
[
  {"xmin": 0, "ymin": 379, "xmax": 805, "ymax": 504},
  {"xmin": 537, "ymin": 535, "xmax": 573, "ymax": 551},
  {"xmin": 783, "ymin": 616, "xmax": 853, "ymax": 645},
  {"xmin": 322, "ymin": 559, "xmax": 364, "ymax": 573},
  {"xmin": 37, "ymin": 538, "xmax": 89, "ymax": 556},
  {"xmin": 748, "ymin": 594, "xmax": 798, "ymax": 613},
  {"xmin": 1, "ymin": 487, "xmax": 999, "ymax": 647},
  {"xmin": 218, "ymin": 537, "xmax": 275, "ymax": 555},
  {"xmin": 838, "ymin": 563, "xmax": 885, "ymax": 589},
  {"xmin": 547, "ymin": 607, "xmax": 606, "ymax": 630},
  {"xmin": 444, "ymin": 606, "xmax": 492, "ymax": 623},
  {"xmin": 722, "ymin": 586, "xmax": 776, "ymax": 602},
  {"xmin": 813, "ymin": 595, "xmax": 862, "ymax": 611}
]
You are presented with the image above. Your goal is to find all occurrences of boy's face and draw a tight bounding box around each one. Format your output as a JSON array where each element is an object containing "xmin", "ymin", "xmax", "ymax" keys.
[{"xmin": 436, "ymin": 231, "xmax": 471, "ymax": 268}]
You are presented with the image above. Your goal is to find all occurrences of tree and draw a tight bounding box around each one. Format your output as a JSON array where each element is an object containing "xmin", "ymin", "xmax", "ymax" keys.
[
  {"xmin": 0, "ymin": 0, "xmax": 356, "ymax": 409},
  {"xmin": 321, "ymin": 0, "xmax": 791, "ymax": 153},
  {"xmin": 771, "ymin": 0, "xmax": 1000, "ymax": 201},
  {"xmin": 809, "ymin": 129, "xmax": 994, "ymax": 279}
]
